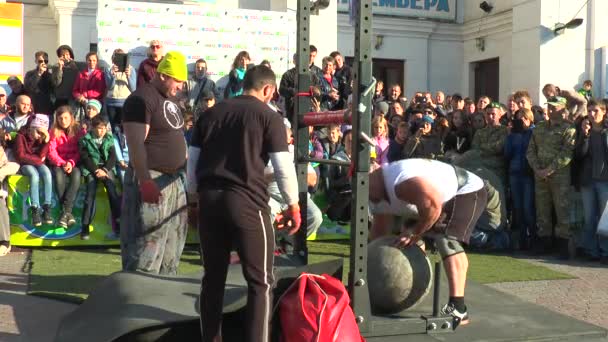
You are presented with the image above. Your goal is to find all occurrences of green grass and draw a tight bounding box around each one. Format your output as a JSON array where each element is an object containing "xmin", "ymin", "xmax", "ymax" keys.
[
  {"xmin": 27, "ymin": 242, "xmax": 574, "ymax": 303},
  {"xmin": 308, "ymin": 240, "xmax": 574, "ymax": 284}
]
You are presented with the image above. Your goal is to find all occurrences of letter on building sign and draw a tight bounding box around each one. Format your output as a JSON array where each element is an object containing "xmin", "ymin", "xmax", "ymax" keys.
[
  {"xmin": 424, "ymin": 0, "xmax": 437, "ymax": 10},
  {"xmin": 411, "ymin": 0, "xmax": 422, "ymax": 10},
  {"xmin": 379, "ymin": 0, "xmax": 396, "ymax": 7},
  {"xmin": 437, "ymin": 0, "xmax": 449, "ymax": 12}
]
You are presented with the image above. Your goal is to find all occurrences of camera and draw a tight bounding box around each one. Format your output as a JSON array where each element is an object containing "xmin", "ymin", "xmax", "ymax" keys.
[
  {"xmin": 415, "ymin": 96, "xmax": 427, "ymax": 104},
  {"xmin": 113, "ymin": 53, "xmax": 129, "ymax": 72}
]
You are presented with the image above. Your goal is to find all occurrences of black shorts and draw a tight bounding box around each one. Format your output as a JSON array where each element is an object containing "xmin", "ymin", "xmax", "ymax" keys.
[{"xmin": 434, "ymin": 187, "xmax": 488, "ymax": 244}]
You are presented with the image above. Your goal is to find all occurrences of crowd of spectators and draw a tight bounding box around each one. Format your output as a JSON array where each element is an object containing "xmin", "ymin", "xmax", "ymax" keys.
[{"xmin": 0, "ymin": 41, "xmax": 606, "ymax": 266}]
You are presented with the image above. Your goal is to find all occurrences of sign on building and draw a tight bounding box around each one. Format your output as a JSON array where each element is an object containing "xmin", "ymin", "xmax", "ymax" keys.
[{"xmin": 337, "ymin": 0, "xmax": 456, "ymax": 21}]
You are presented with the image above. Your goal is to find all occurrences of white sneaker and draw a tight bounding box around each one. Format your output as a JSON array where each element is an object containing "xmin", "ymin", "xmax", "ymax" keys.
[{"xmin": 440, "ymin": 303, "xmax": 470, "ymax": 328}]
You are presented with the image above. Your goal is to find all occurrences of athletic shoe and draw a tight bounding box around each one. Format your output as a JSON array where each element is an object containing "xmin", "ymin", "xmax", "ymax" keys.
[
  {"xmin": 66, "ymin": 212, "xmax": 76, "ymax": 226},
  {"xmin": 42, "ymin": 205, "xmax": 53, "ymax": 225},
  {"xmin": 58, "ymin": 212, "xmax": 69, "ymax": 228},
  {"xmin": 31, "ymin": 207, "xmax": 42, "ymax": 227},
  {"xmin": 440, "ymin": 303, "xmax": 469, "ymax": 327},
  {"xmin": 81, "ymin": 225, "xmax": 90, "ymax": 240}
]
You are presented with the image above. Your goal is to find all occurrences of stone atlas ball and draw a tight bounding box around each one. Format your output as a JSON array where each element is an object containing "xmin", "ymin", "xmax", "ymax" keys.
[{"xmin": 367, "ymin": 236, "xmax": 433, "ymax": 315}]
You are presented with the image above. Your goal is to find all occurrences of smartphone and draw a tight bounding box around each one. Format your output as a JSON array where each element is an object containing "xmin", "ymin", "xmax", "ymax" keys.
[{"xmin": 114, "ymin": 53, "xmax": 129, "ymax": 72}]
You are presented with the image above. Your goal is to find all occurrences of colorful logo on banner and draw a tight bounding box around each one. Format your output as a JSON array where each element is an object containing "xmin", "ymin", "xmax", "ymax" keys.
[
  {"xmin": 0, "ymin": 3, "xmax": 24, "ymax": 88},
  {"xmin": 7, "ymin": 175, "xmax": 199, "ymax": 247},
  {"xmin": 7, "ymin": 173, "xmax": 348, "ymax": 246},
  {"xmin": 96, "ymin": 0, "xmax": 296, "ymax": 93}
]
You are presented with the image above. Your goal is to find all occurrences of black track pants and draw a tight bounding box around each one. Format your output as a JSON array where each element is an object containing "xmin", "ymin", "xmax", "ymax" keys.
[{"xmin": 198, "ymin": 189, "xmax": 275, "ymax": 342}]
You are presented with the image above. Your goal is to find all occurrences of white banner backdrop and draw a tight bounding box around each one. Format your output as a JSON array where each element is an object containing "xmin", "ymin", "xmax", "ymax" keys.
[{"xmin": 96, "ymin": 0, "xmax": 296, "ymax": 94}]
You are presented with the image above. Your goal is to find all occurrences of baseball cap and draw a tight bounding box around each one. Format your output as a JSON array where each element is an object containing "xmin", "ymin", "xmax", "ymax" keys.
[
  {"xmin": 157, "ymin": 51, "xmax": 187, "ymax": 82},
  {"xmin": 545, "ymin": 96, "xmax": 567, "ymax": 107},
  {"xmin": 7, "ymin": 76, "xmax": 20, "ymax": 84},
  {"xmin": 487, "ymin": 101, "xmax": 502, "ymax": 109}
]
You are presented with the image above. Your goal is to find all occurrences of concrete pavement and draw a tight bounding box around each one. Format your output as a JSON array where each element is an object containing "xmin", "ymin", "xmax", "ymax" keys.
[
  {"xmin": 1, "ymin": 249, "xmax": 607, "ymax": 341},
  {"xmin": 0, "ymin": 248, "xmax": 77, "ymax": 342},
  {"xmin": 489, "ymin": 255, "xmax": 608, "ymax": 329}
]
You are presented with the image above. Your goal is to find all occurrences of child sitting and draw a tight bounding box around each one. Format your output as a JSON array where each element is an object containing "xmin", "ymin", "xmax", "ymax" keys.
[
  {"xmin": 14, "ymin": 114, "xmax": 52, "ymax": 227},
  {"xmin": 78, "ymin": 116, "xmax": 121, "ymax": 240},
  {"xmin": 48, "ymin": 106, "xmax": 85, "ymax": 227},
  {"xmin": 81, "ymin": 99, "xmax": 111, "ymax": 132}
]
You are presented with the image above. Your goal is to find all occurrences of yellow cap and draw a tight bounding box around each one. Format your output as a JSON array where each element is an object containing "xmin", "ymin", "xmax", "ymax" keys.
[{"xmin": 157, "ymin": 51, "xmax": 187, "ymax": 82}]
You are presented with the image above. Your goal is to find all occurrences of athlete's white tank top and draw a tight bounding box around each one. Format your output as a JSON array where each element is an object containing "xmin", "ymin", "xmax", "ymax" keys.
[{"xmin": 371, "ymin": 159, "xmax": 484, "ymax": 216}]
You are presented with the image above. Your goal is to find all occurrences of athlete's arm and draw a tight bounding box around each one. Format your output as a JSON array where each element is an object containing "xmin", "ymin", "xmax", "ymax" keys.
[
  {"xmin": 122, "ymin": 95, "xmax": 152, "ymax": 181},
  {"xmin": 123, "ymin": 122, "xmax": 151, "ymax": 181},
  {"xmin": 394, "ymin": 177, "xmax": 443, "ymax": 239}
]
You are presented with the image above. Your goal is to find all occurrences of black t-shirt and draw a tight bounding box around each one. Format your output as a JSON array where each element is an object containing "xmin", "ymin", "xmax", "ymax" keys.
[
  {"xmin": 191, "ymin": 95, "xmax": 288, "ymax": 208},
  {"xmin": 122, "ymin": 83, "xmax": 187, "ymax": 170}
]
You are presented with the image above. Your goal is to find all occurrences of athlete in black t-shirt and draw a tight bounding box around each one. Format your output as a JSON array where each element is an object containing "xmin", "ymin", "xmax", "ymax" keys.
[
  {"xmin": 187, "ymin": 65, "xmax": 300, "ymax": 342},
  {"xmin": 120, "ymin": 51, "xmax": 189, "ymax": 275}
]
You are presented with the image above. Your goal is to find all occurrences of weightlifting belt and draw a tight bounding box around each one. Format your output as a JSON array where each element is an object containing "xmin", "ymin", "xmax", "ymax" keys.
[{"xmin": 452, "ymin": 165, "xmax": 469, "ymax": 191}]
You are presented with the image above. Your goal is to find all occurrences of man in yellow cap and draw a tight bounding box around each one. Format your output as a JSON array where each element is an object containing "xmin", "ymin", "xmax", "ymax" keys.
[{"xmin": 120, "ymin": 51, "xmax": 190, "ymax": 274}]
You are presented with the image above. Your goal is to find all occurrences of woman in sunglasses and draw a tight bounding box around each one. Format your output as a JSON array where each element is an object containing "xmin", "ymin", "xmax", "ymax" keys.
[{"xmin": 137, "ymin": 40, "xmax": 164, "ymax": 88}]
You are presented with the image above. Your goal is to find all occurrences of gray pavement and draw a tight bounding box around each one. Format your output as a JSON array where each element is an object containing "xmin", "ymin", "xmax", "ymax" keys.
[
  {"xmin": 1, "ymin": 249, "xmax": 607, "ymax": 341},
  {"xmin": 0, "ymin": 248, "xmax": 77, "ymax": 342},
  {"xmin": 488, "ymin": 255, "xmax": 608, "ymax": 329}
]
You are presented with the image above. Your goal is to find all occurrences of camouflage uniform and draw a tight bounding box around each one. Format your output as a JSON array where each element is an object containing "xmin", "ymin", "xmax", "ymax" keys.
[
  {"xmin": 471, "ymin": 125, "xmax": 508, "ymax": 184},
  {"xmin": 401, "ymin": 134, "xmax": 443, "ymax": 160},
  {"xmin": 120, "ymin": 169, "xmax": 189, "ymax": 275},
  {"xmin": 526, "ymin": 120, "xmax": 576, "ymax": 239}
]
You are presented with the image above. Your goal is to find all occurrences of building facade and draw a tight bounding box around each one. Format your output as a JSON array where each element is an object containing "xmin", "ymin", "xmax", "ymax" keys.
[
  {"xmin": 11, "ymin": 0, "xmax": 608, "ymax": 104},
  {"xmin": 338, "ymin": 0, "xmax": 608, "ymax": 104}
]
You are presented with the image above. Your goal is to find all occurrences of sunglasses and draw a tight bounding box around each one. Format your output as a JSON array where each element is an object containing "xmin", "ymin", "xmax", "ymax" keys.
[
  {"xmin": 150, "ymin": 45, "xmax": 162, "ymax": 49},
  {"xmin": 37, "ymin": 59, "xmax": 49, "ymax": 64},
  {"xmin": 424, "ymin": 110, "xmax": 433, "ymax": 114}
]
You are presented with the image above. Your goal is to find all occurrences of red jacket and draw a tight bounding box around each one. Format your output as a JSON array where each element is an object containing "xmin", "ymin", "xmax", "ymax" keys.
[
  {"xmin": 48, "ymin": 128, "xmax": 85, "ymax": 167},
  {"xmin": 14, "ymin": 128, "xmax": 49, "ymax": 166},
  {"xmin": 72, "ymin": 68, "xmax": 106, "ymax": 102}
]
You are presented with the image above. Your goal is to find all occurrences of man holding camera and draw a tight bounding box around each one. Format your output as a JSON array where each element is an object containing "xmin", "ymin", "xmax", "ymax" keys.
[
  {"xmin": 51, "ymin": 45, "xmax": 81, "ymax": 110},
  {"xmin": 24, "ymin": 51, "xmax": 53, "ymax": 115}
]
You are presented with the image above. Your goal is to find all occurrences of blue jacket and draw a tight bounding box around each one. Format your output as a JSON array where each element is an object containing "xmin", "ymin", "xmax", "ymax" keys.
[{"xmin": 504, "ymin": 127, "xmax": 534, "ymax": 176}]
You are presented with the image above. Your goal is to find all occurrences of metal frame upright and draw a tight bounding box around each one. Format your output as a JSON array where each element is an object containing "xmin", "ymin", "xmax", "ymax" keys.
[
  {"xmin": 348, "ymin": 0, "xmax": 374, "ymax": 332},
  {"xmin": 293, "ymin": 0, "xmax": 453, "ymax": 338}
]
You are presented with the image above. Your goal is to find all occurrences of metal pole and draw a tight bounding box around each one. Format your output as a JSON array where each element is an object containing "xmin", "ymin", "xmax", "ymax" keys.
[
  {"xmin": 349, "ymin": 0, "xmax": 373, "ymax": 333},
  {"xmin": 294, "ymin": 0, "xmax": 311, "ymax": 263},
  {"xmin": 433, "ymin": 261, "xmax": 441, "ymax": 317}
]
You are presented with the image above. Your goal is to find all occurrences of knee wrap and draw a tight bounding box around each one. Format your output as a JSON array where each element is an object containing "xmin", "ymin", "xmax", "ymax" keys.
[{"xmin": 435, "ymin": 236, "xmax": 465, "ymax": 259}]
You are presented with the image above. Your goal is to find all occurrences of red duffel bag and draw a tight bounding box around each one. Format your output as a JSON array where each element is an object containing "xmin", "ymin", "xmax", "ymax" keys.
[{"xmin": 277, "ymin": 273, "xmax": 365, "ymax": 342}]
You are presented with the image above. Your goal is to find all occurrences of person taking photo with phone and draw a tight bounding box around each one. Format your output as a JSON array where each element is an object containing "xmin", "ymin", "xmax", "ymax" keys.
[{"xmin": 104, "ymin": 48, "xmax": 136, "ymax": 128}]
